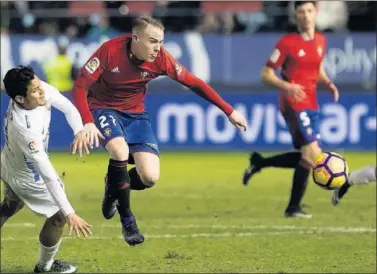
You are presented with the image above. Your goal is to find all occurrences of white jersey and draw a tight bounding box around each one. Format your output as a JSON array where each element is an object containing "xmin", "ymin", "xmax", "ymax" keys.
[{"xmin": 1, "ymin": 81, "xmax": 83, "ymax": 216}]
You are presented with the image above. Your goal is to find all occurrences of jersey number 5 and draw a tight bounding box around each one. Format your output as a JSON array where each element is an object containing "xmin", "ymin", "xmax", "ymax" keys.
[
  {"xmin": 99, "ymin": 115, "xmax": 116, "ymax": 128},
  {"xmin": 299, "ymin": 112, "xmax": 311, "ymax": 127}
]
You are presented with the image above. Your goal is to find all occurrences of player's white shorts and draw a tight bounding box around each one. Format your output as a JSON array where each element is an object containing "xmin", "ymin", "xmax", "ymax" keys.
[{"xmin": 1, "ymin": 165, "xmax": 61, "ymax": 218}]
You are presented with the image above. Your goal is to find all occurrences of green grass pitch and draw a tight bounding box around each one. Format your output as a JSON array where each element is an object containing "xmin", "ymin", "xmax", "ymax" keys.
[{"xmin": 1, "ymin": 151, "xmax": 376, "ymax": 273}]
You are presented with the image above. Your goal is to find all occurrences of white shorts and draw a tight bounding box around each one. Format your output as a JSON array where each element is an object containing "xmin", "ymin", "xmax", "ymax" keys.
[{"xmin": 1, "ymin": 165, "xmax": 61, "ymax": 218}]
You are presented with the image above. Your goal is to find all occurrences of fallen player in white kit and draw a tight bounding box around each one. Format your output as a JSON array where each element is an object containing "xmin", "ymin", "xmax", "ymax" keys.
[{"xmin": 0, "ymin": 66, "xmax": 93, "ymax": 273}]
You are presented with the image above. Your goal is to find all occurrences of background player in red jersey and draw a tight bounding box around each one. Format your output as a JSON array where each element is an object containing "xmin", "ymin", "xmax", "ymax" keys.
[
  {"xmin": 242, "ymin": 1, "xmax": 339, "ymax": 219},
  {"xmin": 71, "ymin": 16, "xmax": 247, "ymax": 246}
]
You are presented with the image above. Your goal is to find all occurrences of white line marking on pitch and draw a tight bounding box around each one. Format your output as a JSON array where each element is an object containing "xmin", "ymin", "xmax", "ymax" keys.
[
  {"xmin": 99, "ymin": 224, "xmax": 376, "ymax": 233},
  {"xmin": 4, "ymin": 223, "xmax": 376, "ymax": 233},
  {"xmin": 3, "ymin": 222, "xmax": 36, "ymax": 227},
  {"xmin": 1, "ymin": 229, "xmax": 375, "ymax": 242}
]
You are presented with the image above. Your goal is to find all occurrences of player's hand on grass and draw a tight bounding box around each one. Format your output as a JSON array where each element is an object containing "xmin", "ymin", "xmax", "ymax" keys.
[
  {"xmin": 66, "ymin": 213, "xmax": 92, "ymax": 238},
  {"xmin": 286, "ymin": 83, "xmax": 306, "ymax": 101},
  {"xmin": 83, "ymin": 123, "xmax": 105, "ymax": 148},
  {"xmin": 228, "ymin": 110, "xmax": 248, "ymax": 131},
  {"xmin": 327, "ymin": 82, "xmax": 339, "ymax": 103},
  {"xmin": 71, "ymin": 130, "xmax": 91, "ymax": 157}
]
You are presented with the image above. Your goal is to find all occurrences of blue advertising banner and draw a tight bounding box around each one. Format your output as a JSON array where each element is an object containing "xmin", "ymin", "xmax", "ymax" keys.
[
  {"xmin": 1, "ymin": 33, "xmax": 375, "ymax": 86},
  {"xmin": 1, "ymin": 92, "xmax": 375, "ymax": 151}
]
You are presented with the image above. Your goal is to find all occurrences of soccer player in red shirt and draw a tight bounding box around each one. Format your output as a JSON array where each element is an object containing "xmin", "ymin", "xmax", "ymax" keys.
[
  {"xmin": 242, "ymin": 1, "xmax": 339, "ymax": 218},
  {"xmin": 71, "ymin": 16, "xmax": 247, "ymax": 245}
]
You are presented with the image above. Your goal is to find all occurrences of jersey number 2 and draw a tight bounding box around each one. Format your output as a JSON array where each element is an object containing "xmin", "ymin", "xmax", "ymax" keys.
[{"xmin": 99, "ymin": 115, "xmax": 116, "ymax": 128}]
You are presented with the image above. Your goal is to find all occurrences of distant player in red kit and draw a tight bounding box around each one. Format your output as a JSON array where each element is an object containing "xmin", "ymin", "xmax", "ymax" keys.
[
  {"xmin": 71, "ymin": 16, "xmax": 247, "ymax": 245},
  {"xmin": 242, "ymin": 1, "xmax": 339, "ymax": 219}
]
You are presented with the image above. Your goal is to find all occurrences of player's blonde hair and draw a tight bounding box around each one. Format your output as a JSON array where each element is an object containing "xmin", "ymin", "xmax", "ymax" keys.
[{"xmin": 132, "ymin": 16, "xmax": 165, "ymax": 32}]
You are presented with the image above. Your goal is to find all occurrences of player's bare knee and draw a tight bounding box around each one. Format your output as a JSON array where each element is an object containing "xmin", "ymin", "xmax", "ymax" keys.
[
  {"xmin": 105, "ymin": 137, "xmax": 129, "ymax": 161},
  {"xmin": 301, "ymin": 142, "xmax": 322, "ymax": 164},
  {"xmin": 48, "ymin": 211, "xmax": 66, "ymax": 228},
  {"xmin": 139, "ymin": 172, "xmax": 159, "ymax": 188}
]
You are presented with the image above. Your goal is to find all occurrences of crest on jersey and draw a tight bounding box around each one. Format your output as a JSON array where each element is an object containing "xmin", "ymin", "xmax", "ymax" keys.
[
  {"xmin": 28, "ymin": 140, "xmax": 39, "ymax": 154},
  {"xmin": 269, "ymin": 49, "xmax": 281, "ymax": 63},
  {"xmin": 140, "ymin": 71, "xmax": 151, "ymax": 79},
  {"xmin": 174, "ymin": 64, "xmax": 182, "ymax": 75},
  {"xmin": 104, "ymin": 128, "xmax": 112, "ymax": 137},
  {"xmin": 317, "ymin": 46, "xmax": 323, "ymax": 56},
  {"xmin": 85, "ymin": 57, "xmax": 100, "ymax": 74}
]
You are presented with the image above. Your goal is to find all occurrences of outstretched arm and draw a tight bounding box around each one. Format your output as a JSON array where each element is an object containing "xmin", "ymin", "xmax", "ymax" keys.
[
  {"xmin": 180, "ymin": 71, "xmax": 233, "ymax": 116},
  {"xmin": 161, "ymin": 49, "xmax": 247, "ymax": 131},
  {"xmin": 45, "ymin": 82, "xmax": 84, "ymax": 135}
]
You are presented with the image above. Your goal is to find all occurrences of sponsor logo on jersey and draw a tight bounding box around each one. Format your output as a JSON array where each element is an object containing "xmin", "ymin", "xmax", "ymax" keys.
[
  {"xmin": 111, "ymin": 67, "xmax": 120, "ymax": 73},
  {"xmin": 85, "ymin": 57, "xmax": 100, "ymax": 74},
  {"xmin": 28, "ymin": 140, "xmax": 39, "ymax": 154},
  {"xmin": 141, "ymin": 71, "xmax": 151, "ymax": 79},
  {"xmin": 104, "ymin": 128, "xmax": 112, "ymax": 137}
]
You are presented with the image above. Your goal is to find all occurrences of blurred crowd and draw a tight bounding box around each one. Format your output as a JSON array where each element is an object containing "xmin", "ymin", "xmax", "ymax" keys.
[{"xmin": 1, "ymin": 1, "xmax": 376, "ymax": 37}]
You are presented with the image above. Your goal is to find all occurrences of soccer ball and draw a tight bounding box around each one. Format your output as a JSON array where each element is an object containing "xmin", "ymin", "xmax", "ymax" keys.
[{"xmin": 312, "ymin": 152, "xmax": 349, "ymax": 190}]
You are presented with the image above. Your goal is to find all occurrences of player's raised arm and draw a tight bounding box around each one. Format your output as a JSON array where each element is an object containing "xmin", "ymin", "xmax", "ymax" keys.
[
  {"xmin": 45, "ymin": 82, "xmax": 91, "ymax": 156},
  {"xmin": 161, "ymin": 49, "xmax": 247, "ymax": 131},
  {"xmin": 71, "ymin": 44, "xmax": 107, "ymax": 146},
  {"xmin": 261, "ymin": 39, "xmax": 306, "ymax": 101}
]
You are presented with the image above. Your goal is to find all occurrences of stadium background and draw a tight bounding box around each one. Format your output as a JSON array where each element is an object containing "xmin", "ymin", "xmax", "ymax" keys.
[
  {"xmin": 1, "ymin": 1, "xmax": 376, "ymax": 273},
  {"xmin": 1, "ymin": 1, "xmax": 376, "ymax": 151}
]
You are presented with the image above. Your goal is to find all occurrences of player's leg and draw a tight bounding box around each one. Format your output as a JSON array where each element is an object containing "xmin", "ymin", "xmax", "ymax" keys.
[
  {"xmin": 0, "ymin": 198, "xmax": 24, "ymax": 228},
  {"xmin": 104, "ymin": 136, "xmax": 144, "ymax": 241},
  {"xmin": 35, "ymin": 211, "xmax": 77, "ymax": 273},
  {"xmin": 131, "ymin": 151, "xmax": 160, "ymax": 190},
  {"xmin": 119, "ymin": 112, "xmax": 160, "ymax": 244},
  {"xmin": 242, "ymin": 107, "xmax": 307, "ymax": 186},
  {"xmin": 0, "ymin": 193, "xmax": 24, "ymax": 228},
  {"xmin": 3, "ymin": 176, "xmax": 77, "ymax": 273},
  {"xmin": 117, "ymin": 150, "xmax": 159, "ymax": 245},
  {"xmin": 242, "ymin": 151, "xmax": 301, "ymax": 185},
  {"xmin": 0, "ymin": 169, "xmax": 25, "ymax": 226},
  {"xmin": 93, "ymin": 109, "xmax": 145, "ymax": 245},
  {"xmin": 332, "ymin": 165, "xmax": 376, "ymax": 206},
  {"xmin": 0, "ymin": 169, "xmax": 25, "ymax": 227},
  {"xmin": 349, "ymin": 165, "xmax": 376, "ymax": 185},
  {"xmin": 284, "ymin": 141, "xmax": 320, "ymax": 218},
  {"xmin": 92, "ymin": 109, "xmax": 132, "ymax": 221},
  {"xmin": 104, "ymin": 136, "xmax": 132, "ymax": 220},
  {"xmin": 284, "ymin": 110, "xmax": 322, "ymax": 218},
  {"xmin": 123, "ymin": 111, "xmax": 160, "ymax": 191},
  {"xmin": 104, "ymin": 136, "xmax": 146, "ymax": 247}
]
